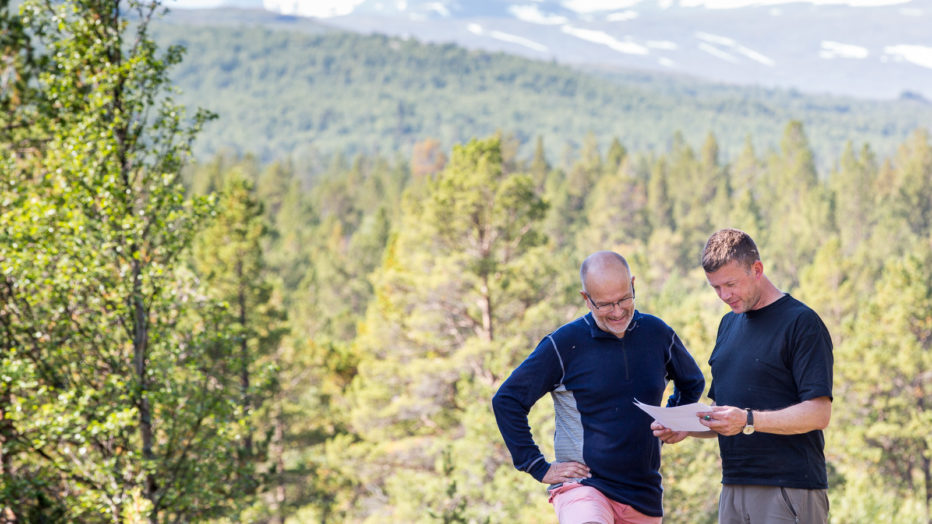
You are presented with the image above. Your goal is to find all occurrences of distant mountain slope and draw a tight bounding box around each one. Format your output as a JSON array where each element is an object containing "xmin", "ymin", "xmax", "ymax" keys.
[
  {"xmin": 154, "ymin": 10, "xmax": 932, "ymax": 167},
  {"xmin": 170, "ymin": 0, "xmax": 932, "ymax": 101},
  {"xmin": 321, "ymin": 0, "xmax": 932, "ymax": 101}
]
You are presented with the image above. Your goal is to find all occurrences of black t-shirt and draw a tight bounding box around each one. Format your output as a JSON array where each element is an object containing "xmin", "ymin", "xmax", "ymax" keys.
[{"xmin": 708, "ymin": 294, "xmax": 833, "ymax": 489}]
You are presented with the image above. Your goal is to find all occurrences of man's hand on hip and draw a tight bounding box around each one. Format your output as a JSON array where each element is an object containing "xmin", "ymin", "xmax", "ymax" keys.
[{"xmin": 542, "ymin": 461, "xmax": 591, "ymax": 484}]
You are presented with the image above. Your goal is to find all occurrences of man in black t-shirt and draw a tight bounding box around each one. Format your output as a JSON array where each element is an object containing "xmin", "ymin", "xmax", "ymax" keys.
[{"xmin": 652, "ymin": 228, "xmax": 833, "ymax": 524}]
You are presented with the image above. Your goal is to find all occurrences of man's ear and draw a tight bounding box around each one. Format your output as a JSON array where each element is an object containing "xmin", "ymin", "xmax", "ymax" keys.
[{"xmin": 751, "ymin": 260, "xmax": 764, "ymax": 278}]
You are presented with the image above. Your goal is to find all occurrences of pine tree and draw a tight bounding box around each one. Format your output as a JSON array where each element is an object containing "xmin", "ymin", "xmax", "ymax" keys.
[
  {"xmin": 191, "ymin": 173, "xmax": 285, "ymax": 505},
  {"xmin": 758, "ymin": 121, "xmax": 832, "ymax": 288},
  {"xmin": 873, "ymin": 129, "xmax": 932, "ymax": 245},
  {"xmin": 725, "ymin": 136, "xmax": 764, "ymax": 238},
  {"xmin": 829, "ymin": 142, "xmax": 877, "ymax": 255},
  {"xmin": 836, "ymin": 245, "xmax": 932, "ymax": 523},
  {"xmin": 341, "ymin": 136, "xmax": 566, "ymax": 521},
  {"xmin": 577, "ymin": 154, "xmax": 650, "ymax": 254},
  {"xmin": 529, "ymin": 135, "xmax": 550, "ymax": 191}
]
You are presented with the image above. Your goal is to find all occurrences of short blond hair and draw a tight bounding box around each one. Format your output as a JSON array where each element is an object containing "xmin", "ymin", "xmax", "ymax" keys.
[{"xmin": 701, "ymin": 228, "xmax": 760, "ymax": 273}]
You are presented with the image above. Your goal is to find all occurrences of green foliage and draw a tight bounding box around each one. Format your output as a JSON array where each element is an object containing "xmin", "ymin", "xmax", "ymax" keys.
[
  {"xmin": 0, "ymin": 0, "xmax": 268, "ymax": 521},
  {"xmin": 274, "ymin": 122, "xmax": 932, "ymax": 523},
  {"xmin": 190, "ymin": 170, "xmax": 287, "ymax": 514},
  {"xmin": 149, "ymin": 16, "xmax": 932, "ymax": 172},
  {"xmin": 5, "ymin": 1, "xmax": 932, "ymax": 520},
  {"xmin": 834, "ymin": 245, "xmax": 932, "ymax": 523},
  {"xmin": 334, "ymin": 136, "xmax": 568, "ymax": 521}
]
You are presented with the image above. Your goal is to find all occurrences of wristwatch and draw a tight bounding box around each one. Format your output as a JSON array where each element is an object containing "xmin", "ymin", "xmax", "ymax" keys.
[{"xmin": 742, "ymin": 408, "xmax": 755, "ymax": 435}]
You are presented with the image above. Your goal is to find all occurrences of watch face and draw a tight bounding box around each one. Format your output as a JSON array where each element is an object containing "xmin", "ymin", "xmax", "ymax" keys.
[{"xmin": 742, "ymin": 425, "xmax": 755, "ymax": 435}]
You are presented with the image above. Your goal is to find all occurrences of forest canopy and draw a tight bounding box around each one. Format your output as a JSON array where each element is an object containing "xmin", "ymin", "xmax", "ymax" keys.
[{"xmin": 2, "ymin": 1, "xmax": 932, "ymax": 523}]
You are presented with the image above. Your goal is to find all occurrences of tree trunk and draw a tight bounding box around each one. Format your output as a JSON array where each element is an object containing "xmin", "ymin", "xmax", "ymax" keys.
[
  {"xmin": 271, "ymin": 401, "xmax": 286, "ymax": 524},
  {"xmin": 132, "ymin": 261, "xmax": 158, "ymax": 524},
  {"xmin": 924, "ymin": 450, "xmax": 931, "ymax": 524},
  {"xmin": 0, "ymin": 391, "xmax": 16, "ymax": 523},
  {"xmin": 0, "ymin": 297, "xmax": 14, "ymax": 522},
  {"xmin": 237, "ymin": 259, "xmax": 252, "ymax": 458},
  {"xmin": 479, "ymin": 275, "xmax": 493, "ymax": 342}
]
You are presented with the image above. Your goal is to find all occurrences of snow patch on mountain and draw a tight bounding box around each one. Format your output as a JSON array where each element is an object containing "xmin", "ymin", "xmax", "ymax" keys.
[
  {"xmin": 425, "ymin": 2, "xmax": 451, "ymax": 17},
  {"xmin": 647, "ymin": 40, "xmax": 678, "ymax": 50},
  {"xmin": 820, "ymin": 41, "xmax": 869, "ymax": 59},
  {"xmin": 167, "ymin": 0, "xmax": 226, "ymax": 8},
  {"xmin": 681, "ymin": 0, "xmax": 912, "ymax": 7},
  {"xmin": 558, "ymin": 0, "xmax": 913, "ymax": 11},
  {"xmin": 695, "ymin": 32, "xmax": 775, "ymax": 66},
  {"xmin": 562, "ymin": 25, "xmax": 649, "ymax": 55},
  {"xmin": 509, "ymin": 4, "xmax": 569, "ymax": 24},
  {"xmin": 698, "ymin": 42, "xmax": 738, "ymax": 62},
  {"xmin": 884, "ymin": 44, "xmax": 932, "ymax": 69},
  {"xmin": 263, "ymin": 0, "xmax": 364, "ymax": 18},
  {"xmin": 606, "ymin": 10, "xmax": 639, "ymax": 21},
  {"xmin": 468, "ymin": 23, "xmax": 550, "ymax": 52},
  {"xmin": 561, "ymin": 0, "xmax": 642, "ymax": 13}
]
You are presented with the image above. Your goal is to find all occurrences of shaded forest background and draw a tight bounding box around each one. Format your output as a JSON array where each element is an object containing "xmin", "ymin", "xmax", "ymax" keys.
[{"xmin": 1, "ymin": 1, "xmax": 931, "ymax": 523}]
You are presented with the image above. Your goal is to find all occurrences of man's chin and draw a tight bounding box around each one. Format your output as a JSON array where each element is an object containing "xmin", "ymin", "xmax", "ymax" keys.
[{"xmin": 608, "ymin": 319, "xmax": 630, "ymax": 334}]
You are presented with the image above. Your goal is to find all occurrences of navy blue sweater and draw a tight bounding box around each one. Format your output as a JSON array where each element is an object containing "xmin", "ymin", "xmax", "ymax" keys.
[{"xmin": 492, "ymin": 311, "xmax": 705, "ymax": 517}]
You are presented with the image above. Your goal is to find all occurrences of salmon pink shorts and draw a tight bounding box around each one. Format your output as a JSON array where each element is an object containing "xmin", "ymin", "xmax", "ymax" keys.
[{"xmin": 549, "ymin": 482, "xmax": 662, "ymax": 524}]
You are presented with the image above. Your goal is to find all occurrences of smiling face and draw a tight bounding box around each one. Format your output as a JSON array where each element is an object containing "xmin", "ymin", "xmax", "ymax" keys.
[
  {"xmin": 705, "ymin": 259, "xmax": 765, "ymax": 314},
  {"xmin": 581, "ymin": 263, "xmax": 636, "ymax": 338}
]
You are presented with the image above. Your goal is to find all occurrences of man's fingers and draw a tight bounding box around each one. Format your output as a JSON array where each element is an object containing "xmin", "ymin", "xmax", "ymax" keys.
[
  {"xmin": 557, "ymin": 462, "xmax": 590, "ymax": 479},
  {"xmin": 563, "ymin": 464, "xmax": 590, "ymax": 478},
  {"xmin": 543, "ymin": 461, "xmax": 593, "ymax": 484},
  {"xmin": 651, "ymin": 421, "xmax": 672, "ymax": 438},
  {"xmin": 698, "ymin": 405, "xmax": 747, "ymax": 435},
  {"xmin": 652, "ymin": 423, "xmax": 682, "ymax": 442}
]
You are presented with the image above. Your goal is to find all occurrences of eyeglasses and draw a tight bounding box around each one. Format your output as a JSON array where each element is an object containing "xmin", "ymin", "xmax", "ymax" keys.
[{"xmin": 585, "ymin": 292, "xmax": 635, "ymax": 312}]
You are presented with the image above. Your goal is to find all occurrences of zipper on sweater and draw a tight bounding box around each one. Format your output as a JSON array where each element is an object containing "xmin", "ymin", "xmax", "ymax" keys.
[{"xmin": 621, "ymin": 338, "xmax": 630, "ymax": 380}]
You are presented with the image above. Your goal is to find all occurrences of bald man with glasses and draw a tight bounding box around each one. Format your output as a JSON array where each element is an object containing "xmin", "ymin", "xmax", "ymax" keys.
[{"xmin": 493, "ymin": 251, "xmax": 705, "ymax": 523}]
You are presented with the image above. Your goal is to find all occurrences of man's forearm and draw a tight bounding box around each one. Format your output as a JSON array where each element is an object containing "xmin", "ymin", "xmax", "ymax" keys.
[{"xmin": 754, "ymin": 397, "xmax": 831, "ymax": 435}]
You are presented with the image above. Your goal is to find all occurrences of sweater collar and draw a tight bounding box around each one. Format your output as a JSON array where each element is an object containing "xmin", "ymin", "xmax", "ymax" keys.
[{"xmin": 584, "ymin": 310, "xmax": 640, "ymax": 339}]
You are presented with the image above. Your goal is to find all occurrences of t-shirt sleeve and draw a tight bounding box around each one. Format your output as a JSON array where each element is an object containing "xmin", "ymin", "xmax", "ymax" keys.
[{"xmin": 789, "ymin": 311, "xmax": 834, "ymax": 401}]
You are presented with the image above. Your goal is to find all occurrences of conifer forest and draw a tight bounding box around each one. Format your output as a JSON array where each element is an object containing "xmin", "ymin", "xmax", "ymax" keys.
[{"xmin": 1, "ymin": 1, "xmax": 931, "ymax": 522}]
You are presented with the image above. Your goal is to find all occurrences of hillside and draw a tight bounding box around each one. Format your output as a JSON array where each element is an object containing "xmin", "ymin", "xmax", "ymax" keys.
[
  {"xmin": 154, "ymin": 9, "xmax": 932, "ymax": 169},
  {"xmin": 169, "ymin": 0, "xmax": 932, "ymax": 101}
]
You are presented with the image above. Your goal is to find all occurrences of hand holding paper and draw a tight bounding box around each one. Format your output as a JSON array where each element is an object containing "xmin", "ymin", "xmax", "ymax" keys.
[{"xmin": 634, "ymin": 399, "xmax": 713, "ymax": 432}]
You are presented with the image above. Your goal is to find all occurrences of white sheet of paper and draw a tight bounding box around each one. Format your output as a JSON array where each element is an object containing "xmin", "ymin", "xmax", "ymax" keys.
[{"xmin": 633, "ymin": 399, "xmax": 714, "ymax": 432}]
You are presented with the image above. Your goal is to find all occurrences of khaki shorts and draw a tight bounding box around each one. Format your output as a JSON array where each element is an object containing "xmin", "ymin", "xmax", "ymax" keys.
[{"xmin": 718, "ymin": 484, "xmax": 828, "ymax": 524}]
